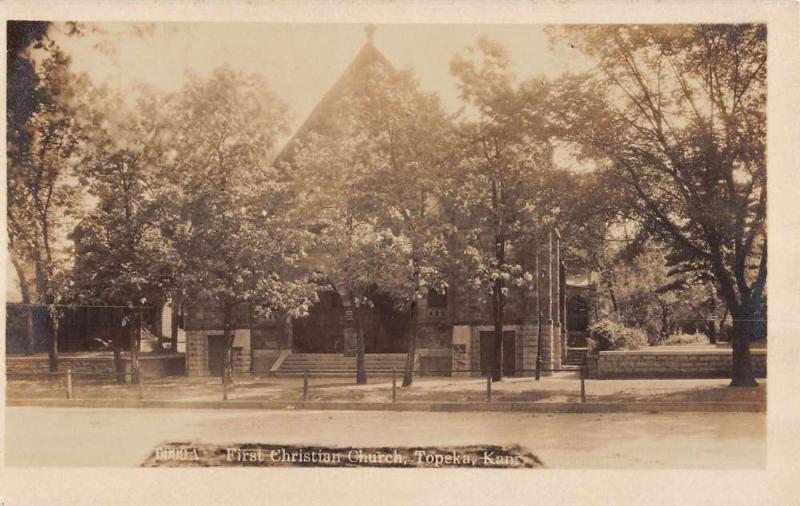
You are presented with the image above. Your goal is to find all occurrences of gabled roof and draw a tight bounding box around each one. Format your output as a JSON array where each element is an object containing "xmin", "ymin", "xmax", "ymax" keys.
[{"xmin": 275, "ymin": 35, "xmax": 396, "ymax": 164}]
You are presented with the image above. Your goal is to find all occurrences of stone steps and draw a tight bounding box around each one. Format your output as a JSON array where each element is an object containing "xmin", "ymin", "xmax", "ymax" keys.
[{"xmin": 563, "ymin": 347, "xmax": 588, "ymax": 366}]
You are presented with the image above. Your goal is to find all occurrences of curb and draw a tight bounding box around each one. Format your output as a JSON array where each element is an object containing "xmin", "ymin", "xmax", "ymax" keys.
[{"xmin": 5, "ymin": 398, "xmax": 766, "ymax": 413}]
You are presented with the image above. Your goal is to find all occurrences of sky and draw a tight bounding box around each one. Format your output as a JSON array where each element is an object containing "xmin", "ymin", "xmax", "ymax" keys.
[{"xmin": 51, "ymin": 22, "xmax": 592, "ymax": 134}]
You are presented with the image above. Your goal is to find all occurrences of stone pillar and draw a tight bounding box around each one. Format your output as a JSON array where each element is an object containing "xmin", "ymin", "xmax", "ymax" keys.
[
  {"xmin": 185, "ymin": 331, "xmax": 206, "ymax": 376},
  {"xmin": 452, "ymin": 325, "xmax": 471, "ymax": 377},
  {"xmin": 342, "ymin": 300, "xmax": 358, "ymax": 356},
  {"xmin": 552, "ymin": 229, "xmax": 562, "ymax": 370},
  {"xmin": 560, "ymin": 260, "xmax": 568, "ymax": 363},
  {"xmin": 519, "ymin": 317, "xmax": 538, "ymax": 377},
  {"xmin": 539, "ymin": 232, "xmax": 554, "ymax": 376},
  {"xmin": 519, "ymin": 239, "xmax": 539, "ymax": 377}
]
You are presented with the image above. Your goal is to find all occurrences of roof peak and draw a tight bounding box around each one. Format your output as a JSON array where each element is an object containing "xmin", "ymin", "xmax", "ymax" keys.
[{"xmin": 365, "ymin": 24, "xmax": 376, "ymax": 45}]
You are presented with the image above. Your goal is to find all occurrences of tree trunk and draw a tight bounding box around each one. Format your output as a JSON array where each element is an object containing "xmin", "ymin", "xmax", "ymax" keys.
[
  {"xmin": 170, "ymin": 298, "xmax": 181, "ymax": 353},
  {"xmin": 608, "ymin": 286, "xmax": 619, "ymax": 314},
  {"xmin": 707, "ymin": 295, "xmax": 718, "ymax": 344},
  {"xmin": 129, "ymin": 308, "xmax": 140, "ymax": 384},
  {"xmin": 47, "ymin": 311, "xmax": 58, "ymax": 372},
  {"xmin": 730, "ymin": 307, "xmax": 758, "ymax": 387},
  {"xmin": 350, "ymin": 292, "xmax": 367, "ymax": 385},
  {"xmin": 222, "ymin": 304, "xmax": 235, "ymax": 388},
  {"xmin": 10, "ymin": 255, "xmax": 35, "ymax": 354},
  {"xmin": 402, "ymin": 295, "xmax": 418, "ymax": 388},
  {"xmin": 25, "ymin": 305, "xmax": 35, "ymax": 354},
  {"xmin": 660, "ymin": 304, "xmax": 670, "ymax": 341},
  {"xmin": 35, "ymin": 260, "xmax": 59, "ymax": 372},
  {"xmin": 112, "ymin": 308, "xmax": 125, "ymax": 383},
  {"xmin": 403, "ymin": 259, "xmax": 421, "ymax": 387},
  {"xmin": 492, "ymin": 277, "xmax": 504, "ymax": 382},
  {"xmin": 491, "ymin": 179, "xmax": 504, "ymax": 382},
  {"xmin": 706, "ymin": 321, "xmax": 718, "ymax": 344},
  {"xmin": 46, "ymin": 306, "xmax": 59, "ymax": 374}
]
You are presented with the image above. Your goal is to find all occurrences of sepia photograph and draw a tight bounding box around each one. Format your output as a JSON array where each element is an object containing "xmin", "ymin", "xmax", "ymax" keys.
[{"xmin": 2, "ymin": 1, "xmax": 798, "ymax": 503}]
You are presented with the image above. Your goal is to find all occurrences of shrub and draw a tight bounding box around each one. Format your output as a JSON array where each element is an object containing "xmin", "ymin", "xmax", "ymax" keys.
[
  {"xmin": 662, "ymin": 332, "xmax": 709, "ymax": 346},
  {"xmin": 586, "ymin": 318, "xmax": 648, "ymax": 353}
]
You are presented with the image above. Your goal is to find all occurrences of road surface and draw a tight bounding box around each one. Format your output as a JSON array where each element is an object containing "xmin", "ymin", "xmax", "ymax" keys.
[{"xmin": 4, "ymin": 407, "xmax": 765, "ymax": 468}]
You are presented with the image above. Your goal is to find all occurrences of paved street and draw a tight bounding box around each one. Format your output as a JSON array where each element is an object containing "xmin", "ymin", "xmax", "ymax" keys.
[{"xmin": 5, "ymin": 407, "xmax": 765, "ymax": 468}]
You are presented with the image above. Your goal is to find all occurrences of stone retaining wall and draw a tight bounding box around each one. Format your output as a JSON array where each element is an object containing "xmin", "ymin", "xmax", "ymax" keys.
[
  {"xmin": 416, "ymin": 348, "xmax": 451, "ymax": 376},
  {"xmin": 586, "ymin": 349, "xmax": 767, "ymax": 379},
  {"xmin": 186, "ymin": 330, "xmax": 251, "ymax": 376},
  {"xmin": 6, "ymin": 353, "xmax": 185, "ymax": 380}
]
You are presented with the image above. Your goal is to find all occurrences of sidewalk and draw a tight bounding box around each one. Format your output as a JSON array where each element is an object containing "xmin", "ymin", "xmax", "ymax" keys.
[{"xmin": 5, "ymin": 373, "xmax": 766, "ymax": 412}]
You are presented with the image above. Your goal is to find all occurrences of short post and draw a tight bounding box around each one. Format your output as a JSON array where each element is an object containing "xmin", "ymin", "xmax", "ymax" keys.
[
  {"xmin": 392, "ymin": 367, "xmax": 397, "ymax": 403},
  {"xmin": 486, "ymin": 375, "xmax": 492, "ymax": 402},
  {"xmin": 66, "ymin": 369, "xmax": 73, "ymax": 400},
  {"xmin": 580, "ymin": 365, "xmax": 586, "ymax": 403},
  {"xmin": 138, "ymin": 374, "xmax": 144, "ymax": 400},
  {"xmin": 303, "ymin": 369, "xmax": 309, "ymax": 401},
  {"xmin": 222, "ymin": 370, "xmax": 228, "ymax": 401}
]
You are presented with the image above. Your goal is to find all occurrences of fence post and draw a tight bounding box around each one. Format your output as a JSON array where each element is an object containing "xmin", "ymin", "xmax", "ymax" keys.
[
  {"xmin": 66, "ymin": 369, "xmax": 73, "ymax": 400},
  {"xmin": 486, "ymin": 375, "xmax": 492, "ymax": 402},
  {"xmin": 303, "ymin": 369, "xmax": 309, "ymax": 401},
  {"xmin": 392, "ymin": 367, "xmax": 397, "ymax": 403},
  {"xmin": 580, "ymin": 365, "xmax": 586, "ymax": 403},
  {"xmin": 138, "ymin": 374, "xmax": 144, "ymax": 400},
  {"xmin": 222, "ymin": 370, "xmax": 228, "ymax": 401}
]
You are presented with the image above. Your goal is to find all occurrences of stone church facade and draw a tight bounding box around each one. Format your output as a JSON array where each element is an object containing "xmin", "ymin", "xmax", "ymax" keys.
[{"xmin": 184, "ymin": 31, "xmax": 592, "ymax": 378}]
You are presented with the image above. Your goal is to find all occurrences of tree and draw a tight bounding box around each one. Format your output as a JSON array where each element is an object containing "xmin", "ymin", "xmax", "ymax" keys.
[
  {"xmin": 449, "ymin": 38, "xmax": 556, "ymax": 381},
  {"xmin": 291, "ymin": 131, "xmax": 396, "ymax": 385},
  {"xmin": 290, "ymin": 60, "xmax": 452, "ymax": 386},
  {"xmin": 599, "ymin": 248, "xmax": 726, "ymax": 343},
  {"xmin": 68, "ymin": 86, "xmax": 177, "ymax": 382},
  {"xmin": 550, "ymin": 25, "xmax": 766, "ymax": 386},
  {"xmin": 167, "ymin": 68, "xmax": 317, "ymax": 387},
  {"xmin": 7, "ymin": 27, "xmax": 85, "ymax": 370},
  {"xmin": 346, "ymin": 64, "xmax": 453, "ymax": 387}
]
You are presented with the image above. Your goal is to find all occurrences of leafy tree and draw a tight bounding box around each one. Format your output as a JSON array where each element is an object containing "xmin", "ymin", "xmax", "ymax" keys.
[
  {"xmin": 550, "ymin": 25, "xmax": 766, "ymax": 386},
  {"xmin": 348, "ymin": 64, "xmax": 453, "ymax": 387},
  {"xmin": 599, "ymin": 249, "xmax": 726, "ymax": 343},
  {"xmin": 7, "ymin": 27, "xmax": 85, "ymax": 370},
  {"xmin": 166, "ymin": 68, "xmax": 317, "ymax": 386},
  {"xmin": 290, "ymin": 60, "xmax": 453, "ymax": 386},
  {"xmin": 68, "ymin": 86, "xmax": 177, "ymax": 381},
  {"xmin": 291, "ymin": 131, "xmax": 397, "ymax": 385},
  {"xmin": 449, "ymin": 38, "xmax": 557, "ymax": 381}
]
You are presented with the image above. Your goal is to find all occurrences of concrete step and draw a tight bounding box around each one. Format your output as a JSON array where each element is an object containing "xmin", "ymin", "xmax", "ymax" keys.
[{"xmin": 564, "ymin": 347, "xmax": 588, "ymax": 366}]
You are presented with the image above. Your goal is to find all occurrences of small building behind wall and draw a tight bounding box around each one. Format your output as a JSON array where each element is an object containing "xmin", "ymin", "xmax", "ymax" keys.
[{"xmin": 184, "ymin": 303, "xmax": 253, "ymax": 377}]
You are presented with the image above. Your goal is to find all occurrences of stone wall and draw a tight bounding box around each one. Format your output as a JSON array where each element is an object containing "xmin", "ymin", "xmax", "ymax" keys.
[
  {"xmin": 586, "ymin": 349, "xmax": 767, "ymax": 379},
  {"xmin": 186, "ymin": 330, "xmax": 251, "ymax": 376},
  {"xmin": 451, "ymin": 325, "xmax": 471, "ymax": 376},
  {"xmin": 6, "ymin": 354, "xmax": 117, "ymax": 378},
  {"xmin": 450, "ymin": 325, "xmax": 524, "ymax": 377},
  {"xmin": 416, "ymin": 348, "xmax": 451, "ymax": 376},
  {"xmin": 416, "ymin": 321, "xmax": 451, "ymax": 349},
  {"xmin": 184, "ymin": 302, "xmax": 250, "ymax": 331},
  {"xmin": 185, "ymin": 330, "xmax": 207, "ymax": 376},
  {"xmin": 232, "ymin": 345, "xmax": 251, "ymax": 374},
  {"xmin": 6, "ymin": 353, "xmax": 184, "ymax": 380}
]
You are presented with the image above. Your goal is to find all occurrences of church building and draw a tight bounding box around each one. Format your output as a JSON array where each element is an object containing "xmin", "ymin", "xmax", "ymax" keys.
[{"xmin": 184, "ymin": 28, "xmax": 592, "ymax": 378}]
